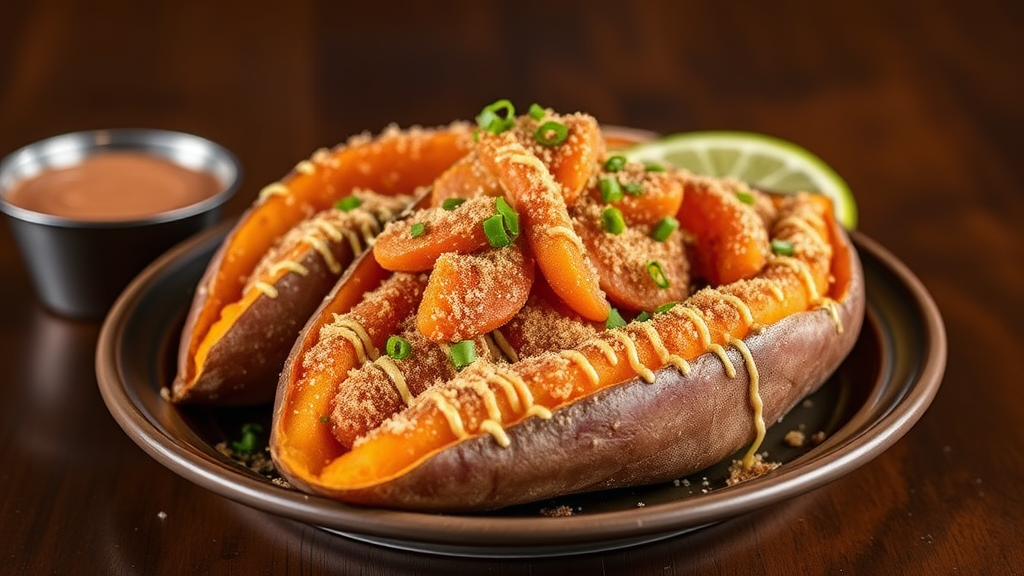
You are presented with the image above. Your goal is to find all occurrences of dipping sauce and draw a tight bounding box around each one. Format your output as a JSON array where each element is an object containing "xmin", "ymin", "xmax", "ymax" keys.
[{"xmin": 4, "ymin": 151, "xmax": 222, "ymax": 221}]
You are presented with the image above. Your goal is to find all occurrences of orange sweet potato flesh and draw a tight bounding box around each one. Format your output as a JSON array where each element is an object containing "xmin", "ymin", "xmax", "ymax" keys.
[
  {"xmin": 271, "ymin": 253, "xmax": 425, "ymax": 483},
  {"xmin": 270, "ymin": 191, "xmax": 865, "ymax": 511},
  {"xmin": 173, "ymin": 124, "xmax": 472, "ymax": 404}
]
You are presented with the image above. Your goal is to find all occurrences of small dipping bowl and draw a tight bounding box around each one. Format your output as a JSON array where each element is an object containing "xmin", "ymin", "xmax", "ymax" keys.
[{"xmin": 0, "ymin": 129, "xmax": 241, "ymax": 319}]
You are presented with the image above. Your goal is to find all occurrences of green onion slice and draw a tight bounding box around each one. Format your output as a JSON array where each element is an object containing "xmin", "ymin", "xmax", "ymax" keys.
[
  {"xmin": 386, "ymin": 335, "xmax": 412, "ymax": 360},
  {"xmin": 476, "ymin": 99, "xmax": 516, "ymax": 134},
  {"xmin": 334, "ymin": 196, "xmax": 362, "ymax": 212},
  {"xmin": 410, "ymin": 222, "xmax": 426, "ymax": 238},
  {"xmin": 650, "ymin": 216, "xmax": 679, "ymax": 242},
  {"xmin": 534, "ymin": 121, "xmax": 568, "ymax": 146},
  {"xmin": 643, "ymin": 162, "xmax": 665, "ymax": 172},
  {"xmin": 442, "ymin": 197, "xmax": 466, "ymax": 211},
  {"xmin": 495, "ymin": 196, "xmax": 519, "ymax": 237},
  {"xmin": 623, "ymin": 181, "xmax": 644, "ymax": 196},
  {"xmin": 449, "ymin": 340, "xmax": 477, "ymax": 370},
  {"xmin": 646, "ymin": 260, "xmax": 670, "ymax": 288},
  {"xmin": 735, "ymin": 190, "xmax": 755, "ymax": 205},
  {"xmin": 483, "ymin": 214, "xmax": 511, "ymax": 247},
  {"xmin": 606, "ymin": 307, "xmax": 627, "ymax": 329},
  {"xmin": 635, "ymin": 311, "xmax": 652, "ymax": 322},
  {"xmin": 604, "ymin": 155, "xmax": 627, "ymax": 172},
  {"xmin": 599, "ymin": 176, "xmax": 623, "ymax": 203},
  {"xmin": 528, "ymin": 103, "xmax": 546, "ymax": 120},
  {"xmin": 601, "ymin": 206, "xmax": 626, "ymax": 235},
  {"xmin": 771, "ymin": 239, "xmax": 795, "ymax": 256},
  {"xmin": 231, "ymin": 423, "xmax": 263, "ymax": 454},
  {"xmin": 654, "ymin": 301, "xmax": 677, "ymax": 314}
]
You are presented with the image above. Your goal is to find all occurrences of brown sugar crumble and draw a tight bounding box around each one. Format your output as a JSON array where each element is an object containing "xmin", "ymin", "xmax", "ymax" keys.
[
  {"xmin": 540, "ymin": 505, "xmax": 575, "ymax": 517},
  {"xmin": 726, "ymin": 453, "xmax": 781, "ymax": 486},
  {"xmin": 784, "ymin": 429, "xmax": 807, "ymax": 447}
]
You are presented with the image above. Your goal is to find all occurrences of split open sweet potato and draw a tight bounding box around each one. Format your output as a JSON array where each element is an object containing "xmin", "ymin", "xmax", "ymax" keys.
[{"xmin": 170, "ymin": 123, "xmax": 473, "ymax": 404}]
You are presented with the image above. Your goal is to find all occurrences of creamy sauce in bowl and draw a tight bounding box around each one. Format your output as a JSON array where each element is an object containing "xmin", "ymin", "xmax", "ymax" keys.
[{"xmin": 4, "ymin": 151, "xmax": 222, "ymax": 221}]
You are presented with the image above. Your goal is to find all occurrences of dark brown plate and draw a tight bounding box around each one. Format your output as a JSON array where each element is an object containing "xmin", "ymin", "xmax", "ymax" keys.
[{"xmin": 96, "ymin": 224, "xmax": 945, "ymax": 558}]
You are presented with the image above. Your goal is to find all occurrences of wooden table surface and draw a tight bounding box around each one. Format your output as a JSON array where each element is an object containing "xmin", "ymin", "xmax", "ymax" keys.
[{"xmin": 2, "ymin": 1, "xmax": 1022, "ymax": 573}]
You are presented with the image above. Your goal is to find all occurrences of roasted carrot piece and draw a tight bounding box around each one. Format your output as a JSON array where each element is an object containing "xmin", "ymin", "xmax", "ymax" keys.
[
  {"xmin": 574, "ymin": 201, "xmax": 690, "ymax": 312},
  {"xmin": 676, "ymin": 175, "xmax": 770, "ymax": 286},
  {"xmin": 477, "ymin": 133, "xmax": 610, "ymax": 322},
  {"xmin": 416, "ymin": 243, "xmax": 535, "ymax": 342},
  {"xmin": 587, "ymin": 163, "xmax": 684, "ymax": 226},
  {"xmin": 373, "ymin": 196, "xmax": 495, "ymax": 272},
  {"xmin": 522, "ymin": 112, "xmax": 604, "ymax": 205},
  {"xmin": 430, "ymin": 151, "xmax": 502, "ymax": 206}
]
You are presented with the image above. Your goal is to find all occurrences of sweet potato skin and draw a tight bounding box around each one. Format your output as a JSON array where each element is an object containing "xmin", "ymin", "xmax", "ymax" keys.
[
  {"xmin": 171, "ymin": 240, "xmax": 347, "ymax": 404},
  {"xmin": 297, "ymin": 228, "xmax": 864, "ymax": 511}
]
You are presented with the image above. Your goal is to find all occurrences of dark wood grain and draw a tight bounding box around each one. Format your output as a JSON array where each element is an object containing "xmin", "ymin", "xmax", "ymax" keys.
[{"xmin": 2, "ymin": 0, "xmax": 1023, "ymax": 573}]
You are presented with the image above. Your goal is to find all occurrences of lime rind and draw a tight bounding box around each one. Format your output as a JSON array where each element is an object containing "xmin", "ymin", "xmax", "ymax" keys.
[{"xmin": 624, "ymin": 131, "xmax": 857, "ymax": 229}]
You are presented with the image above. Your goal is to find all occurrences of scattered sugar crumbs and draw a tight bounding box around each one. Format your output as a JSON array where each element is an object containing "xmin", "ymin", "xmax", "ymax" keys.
[
  {"xmin": 215, "ymin": 443, "xmax": 291, "ymax": 488},
  {"xmin": 539, "ymin": 505, "xmax": 577, "ymax": 517},
  {"xmin": 726, "ymin": 453, "xmax": 781, "ymax": 486}
]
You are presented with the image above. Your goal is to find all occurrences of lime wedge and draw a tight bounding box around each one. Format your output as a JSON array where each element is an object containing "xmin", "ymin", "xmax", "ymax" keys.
[{"xmin": 624, "ymin": 131, "xmax": 857, "ymax": 229}]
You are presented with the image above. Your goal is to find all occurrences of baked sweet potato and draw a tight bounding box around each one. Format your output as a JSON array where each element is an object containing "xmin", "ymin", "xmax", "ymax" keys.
[
  {"xmin": 266, "ymin": 105, "xmax": 864, "ymax": 511},
  {"xmin": 170, "ymin": 124, "xmax": 473, "ymax": 405}
]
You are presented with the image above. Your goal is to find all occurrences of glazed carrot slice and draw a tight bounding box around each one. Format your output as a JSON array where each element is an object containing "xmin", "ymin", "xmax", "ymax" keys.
[
  {"xmin": 416, "ymin": 243, "xmax": 535, "ymax": 342},
  {"xmin": 587, "ymin": 163, "xmax": 684, "ymax": 226},
  {"xmin": 180, "ymin": 124, "xmax": 472, "ymax": 387},
  {"xmin": 477, "ymin": 133, "xmax": 610, "ymax": 322},
  {"xmin": 430, "ymin": 151, "xmax": 502, "ymax": 206},
  {"xmin": 313, "ymin": 191, "xmax": 839, "ymax": 489},
  {"xmin": 676, "ymin": 176, "xmax": 770, "ymax": 286},
  {"xmin": 574, "ymin": 201, "xmax": 690, "ymax": 312},
  {"xmin": 522, "ymin": 112, "xmax": 604, "ymax": 205},
  {"xmin": 373, "ymin": 196, "xmax": 495, "ymax": 272}
]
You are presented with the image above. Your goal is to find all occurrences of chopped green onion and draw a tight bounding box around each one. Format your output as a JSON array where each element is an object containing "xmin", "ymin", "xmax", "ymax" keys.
[
  {"xmin": 495, "ymin": 196, "xmax": 519, "ymax": 237},
  {"xmin": 623, "ymin": 181, "xmax": 644, "ymax": 196},
  {"xmin": 771, "ymin": 239, "xmax": 795, "ymax": 256},
  {"xmin": 646, "ymin": 260, "xmax": 669, "ymax": 288},
  {"xmin": 604, "ymin": 155, "xmax": 627, "ymax": 172},
  {"xmin": 650, "ymin": 216, "xmax": 679, "ymax": 242},
  {"xmin": 319, "ymin": 415, "xmax": 330, "ymax": 423},
  {"xmin": 483, "ymin": 214, "xmax": 512, "ymax": 247},
  {"xmin": 735, "ymin": 190, "xmax": 755, "ymax": 205},
  {"xmin": 385, "ymin": 335, "xmax": 412, "ymax": 360},
  {"xmin": 635, "ymin": 311, "xmax": 652, "ymax": 322},
  {"xmin": 334, "ymin": 196, "xmax": 362, "ymax": 212},
  {"xmin": 442, "ymin": 197, "xmax": 466, "ymax": 211},
  {"xmin": 529, "ymin": 103, "xmax": 546, "ymax": 120},
  {"xmin": 410, "ymin": 222, "xmax": 426, "ymax": 238},
  {"xmin": 606, "ymin": 307, "xmax": 627, "ymax": 329},
  {"xmin": 643, "ymin": 162, "xmax": 665, "ymax": 172},
  {"xmin": 449, "ymin": 340, "xmax": 477, "ymax": 370},
  {"xmin": 476, "ymin": 99, "xmax": 516, "ymax": 134},
  {"xmin": 534, "ymin": 121, "xmax": 568, "ymax": 146},
  {"xmin": 599, "ymin": 176, "xmax": 623, "ymax": 202},
  {"xmin": 601, "ymin": 207, "xmax": 626, "ymax": 234},
  {"xmin": 231, "ymin": 423, "xmax": 263, "ymax": 454},
  {"xmin": 654, "ymin": 301, "xmax": 677, "ymax": 314}
]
